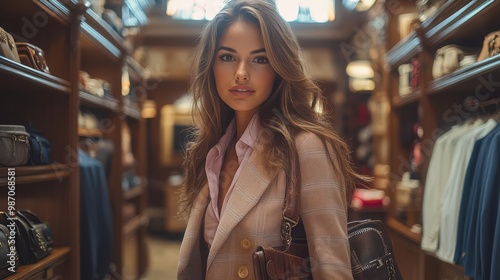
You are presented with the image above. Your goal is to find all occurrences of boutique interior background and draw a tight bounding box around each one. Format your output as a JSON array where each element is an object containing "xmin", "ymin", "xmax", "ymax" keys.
[{"xmin": 0, "ymin": 0, "xmax": 382, "ymax": 279}]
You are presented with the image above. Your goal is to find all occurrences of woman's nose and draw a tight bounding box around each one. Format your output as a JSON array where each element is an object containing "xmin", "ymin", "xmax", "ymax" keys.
[{"xmin": 235, "ymin": 62, "xmax": 249, "ymax": 82}]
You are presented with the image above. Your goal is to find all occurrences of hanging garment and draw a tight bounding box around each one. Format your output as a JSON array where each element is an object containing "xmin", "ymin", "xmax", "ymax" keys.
[
  {"xmin": 80, "ymin": 149, "xmax": 114, "ymax": 280},
  {"xmin": 436, "ymin": 119, "xmax": 498, "ymax": 263},
  {"xmin": 456, "ymin": 125, "xmax": 500, "ymax": 279},
  {"xmin": 421, "ymin": 121, "xmax": 480, "ymax": 252}
]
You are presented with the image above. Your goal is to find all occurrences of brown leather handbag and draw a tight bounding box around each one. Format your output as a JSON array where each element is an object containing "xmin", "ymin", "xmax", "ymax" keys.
[
  {"xmin": 16, "ymin": 42, "xmax": 50, "ymax": 73},
  {"xmin": 253, "ymin": 157, "xmax": 403, "ymax": 280}
]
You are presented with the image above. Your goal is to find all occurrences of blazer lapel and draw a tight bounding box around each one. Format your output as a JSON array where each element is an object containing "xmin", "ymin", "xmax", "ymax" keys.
[
  {"xmin": 177, "ymin": 184, "xmax": 209, "ymax": 273},
  {"xmin": 206, "ymin": 148, "xmax": 278, "ymax": 268}
]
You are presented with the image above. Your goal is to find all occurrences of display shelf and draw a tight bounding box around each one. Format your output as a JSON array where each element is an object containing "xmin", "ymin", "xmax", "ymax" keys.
[
  {"xmin": 80, "ymin": 8, "xmax": 124, "ymax": 61},
  {"xmin": 79, "ymin": 90, "xmax": 120, "ymax": 112},
  {"xmin": 5, "ymin": 247, "xmax": 71, "ymax": 280},
  {"xmin": 124, "ymin": 103, "xmax": 142, "ymax": 120},
  {"xmin": 78, "ymin": 127, "xmax": 103, "ymax": 138},
  {"xmin": 417, "ymin": 0, "xmax": 470, "ymax": 33},
  {"xmin": 387, "ymin": 217, "xmax": 421, "ymax": 245},
  {"xmin": 385, "ymin": 33, "xmax": 421, "ymax": 70},
  {"xmin": 426, "ymin": 57, "xmax": 500, "ymax": 97},
  {"xmin": 127, "ymin": 57, "xmax": 146, "ymax": 82},
  {"xmin": 0, "ymin": 57, "xmax": 71, "ymax": 96},
  {"xmin": 123, "ymin": 213, "xmax": 148, "ymax": 235},
  {"xmin": 424, "ymin": 0, "xmax": 498, "ymax": 47},
  {"xmin": 383, "ymin": 0, "xmax": 500, "ymax": 278},
  {"xmin": 0, "ymin": 164, "xmax": 72, "ymax": 187},
  {"xmin": 124, "ymin": 182, "xmax": 145, "ymax": 200},
  {"xmin": 392, "ymin": 90, "xmax": 420, "ymax": 108},
  {"xmin": 0, "ymin": 0, "xmax": 71, "ymax": 26}
]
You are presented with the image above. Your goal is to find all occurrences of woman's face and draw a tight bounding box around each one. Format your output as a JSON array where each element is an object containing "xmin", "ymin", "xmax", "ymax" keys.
[{"xmin": 213, "ymin": 20, "xmax": 277, "ymax": 118}]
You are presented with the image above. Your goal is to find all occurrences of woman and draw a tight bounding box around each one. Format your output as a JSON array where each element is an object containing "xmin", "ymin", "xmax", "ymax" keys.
[{"xmin": 177, "ymin": 0, "xmax": 366, "ymax": 279}]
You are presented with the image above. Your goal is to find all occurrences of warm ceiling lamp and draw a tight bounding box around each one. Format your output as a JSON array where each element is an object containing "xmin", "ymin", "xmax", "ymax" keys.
[{"xmin": 346, "ymin": 60, "xmax": 374, "ymax": 79}]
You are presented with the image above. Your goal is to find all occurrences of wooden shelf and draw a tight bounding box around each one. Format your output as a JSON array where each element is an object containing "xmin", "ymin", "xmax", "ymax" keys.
[
  {"xmin": 424, "ymin": 0, "xmax": 498, "ymax": 47},
  {"xmin": 124, "ymin": 183, "xmax": 145, "ymax": 200},
  {"xmin": 78, "ymin": 127, "xmax": 103, "ymax": 138},
  {"xmin": 426, "ymin": 56, "xmax": 500, "ymax": 97},
  {"xmin": 5, "ymin": 247, "xmax": 71, "ymax": 280},
  {"xmin": 79, "ymin": 90, "xmax": 120, "ymax": 112},
  {"xmin": 127, "ymin": 57, "xmax": 146, "ymax": 82},
  {"xmin": 80, "ymin": 8, "xmax": 124, "ymax": 61},
  {"xmin": 0, "ymin": 0, "xmax": 71, "ymax": 26},
  {"xmin": 385, "ymin": 33, "xmax": 421, "ymax": 70},
  {"xmin": 0, "ymin": 164, "xmax": 72, "ymax": 187},
  {"xmin": 392, "ymin": 90, "xmax": 420, "ymax": 108},
  {"xmin": 387, "ymin": 217, "xmax": 421, "ymax": 244},
  {"xmin": 123, "ymin": 213, "xmax": 148, "ymax": 235},
  {"xmin": 124, "ymin": 103, "xmax": 141, "ymax": 120},
  {"xmin": 385, "ymin": 0, "xmax": 500, "ymax": 68},
  {"xmin": 417, "ymin": 0, "xmax": 469, "ymax": 33},
  {"xmin": 0, "ymin": 57, "xmax": 71, "ymax": 96}
]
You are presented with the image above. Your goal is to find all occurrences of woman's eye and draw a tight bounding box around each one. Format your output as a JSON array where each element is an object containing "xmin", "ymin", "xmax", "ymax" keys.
[
  {"xmin": 254, "ymin": 56, "xmax": 269, "ymax": 64},
  {"xmin": 219, "ymin": 54, "xmax": 235, "ymax": 61}
]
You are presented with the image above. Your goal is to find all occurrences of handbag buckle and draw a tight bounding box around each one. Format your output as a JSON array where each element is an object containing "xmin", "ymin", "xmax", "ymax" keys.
[{"xmin": 369, "ymin": 258, "xmax": 384, "ymax": 269}]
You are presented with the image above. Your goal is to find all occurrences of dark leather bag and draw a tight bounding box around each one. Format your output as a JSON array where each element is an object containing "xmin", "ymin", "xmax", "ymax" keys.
[
  {"xmin": 253, "ymin": 156, "xmax": 403, "ymax": 280},
  {"xmin": 16, "ymin": 210, "xmax": 54, "ymax": 264},
  {"xmin": 16, "ymin": 42, "xmax": 50, "ymax": 73},
  {"xmin": 0, "ymin": 211, "xmax": 53, "ymax": 265},
  {"xmin": 0, "ymin": 224, "xmax": 17, "ymax": 278}
]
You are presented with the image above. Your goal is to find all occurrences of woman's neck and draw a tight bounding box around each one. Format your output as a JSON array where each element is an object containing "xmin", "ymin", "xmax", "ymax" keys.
[{"xmin": 234, "ymin": 111, "xmax": 256, "ymax": 140}]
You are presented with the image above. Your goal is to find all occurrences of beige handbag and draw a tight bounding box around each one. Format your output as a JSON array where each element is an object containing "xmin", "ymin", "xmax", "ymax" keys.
[
  {"xmin": 478, "ymin": 31, "xmax": 500, "ymax": 62},
  {"xmin": 432, "ymin": 45, "xmax": 478, "ymax": 79},
  {"xmin": 0, "ymin": 27, "xmax": 20, "ymax": 63}
]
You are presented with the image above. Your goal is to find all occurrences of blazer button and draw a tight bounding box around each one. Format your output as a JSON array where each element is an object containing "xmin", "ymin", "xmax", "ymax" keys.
[
  {"xmin": 240, "ymin": 239, "xmax": 251, "ymax": 250},
  {"xmin": 238, "ymin": 266, "xmax": 249, "ymax": 278}
]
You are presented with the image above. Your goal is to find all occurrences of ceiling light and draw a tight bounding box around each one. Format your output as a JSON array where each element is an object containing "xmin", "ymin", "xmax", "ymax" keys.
[{"xmin": 346, "ymin": 60, "xmax": 374, "ymax": 78}]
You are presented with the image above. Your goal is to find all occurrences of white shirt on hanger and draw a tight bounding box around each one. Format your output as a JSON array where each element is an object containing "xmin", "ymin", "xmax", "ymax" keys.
[
  {"xmin": 436, "ymin": 118, "xmax": 498, "ymax": 263},
  {"xmin": 421, "ymin": 120, "xmax": 482, "ymax": 252}
]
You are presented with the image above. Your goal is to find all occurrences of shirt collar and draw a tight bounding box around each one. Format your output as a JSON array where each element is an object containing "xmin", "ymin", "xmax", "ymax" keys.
[{"xmin": 238, "ymin": 113, "xmax": 261, "ymax": 149}]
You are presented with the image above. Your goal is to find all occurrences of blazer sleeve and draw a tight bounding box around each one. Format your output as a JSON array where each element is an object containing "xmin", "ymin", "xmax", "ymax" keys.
[{"xmin": 296, "ymin": 132, "xmax": 353, "ymax": 279}]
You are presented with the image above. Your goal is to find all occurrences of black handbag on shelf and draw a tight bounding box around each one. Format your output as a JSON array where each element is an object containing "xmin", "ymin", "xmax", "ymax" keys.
[
  {"xmin": 0, "ymin": 224, "xmax": 17, "ymax": 278},
  {"xmin": 16, "ymin": 210, "xmax": 54, "ymax": 263},
  {"xmin": 0, "ymin": 211, "xmax": 54, "ymax": 265},
  {"xmin": 253, "ymin": 156, "xmax": 403, "ymax": 280}
]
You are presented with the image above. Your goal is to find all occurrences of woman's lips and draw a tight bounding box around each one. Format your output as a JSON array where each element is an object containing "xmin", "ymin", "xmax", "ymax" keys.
[{"xmin": 229, "ymin": 85, "xmax": 255, "ymax": 96}]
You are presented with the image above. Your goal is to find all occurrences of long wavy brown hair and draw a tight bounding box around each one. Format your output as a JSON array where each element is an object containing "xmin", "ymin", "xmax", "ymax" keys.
[{"xmin": 180, "ymin": 0, "xmax": 368, "ymax": 217}]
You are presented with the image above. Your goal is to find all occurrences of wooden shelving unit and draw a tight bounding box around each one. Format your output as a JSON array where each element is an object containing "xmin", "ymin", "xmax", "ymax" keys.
[
  {"xmin": 0, "ymin": 0, "xmax": 149, "ymax": 278},
  {"xmin": 383, "ymin": 1, "xmax": 500, "ymax": 279}
]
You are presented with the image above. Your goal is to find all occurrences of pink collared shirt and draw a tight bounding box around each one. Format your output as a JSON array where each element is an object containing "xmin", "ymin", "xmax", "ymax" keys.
[{"xmin": 204, "ymin": 114, "xmax": 262, "ymax": 247}]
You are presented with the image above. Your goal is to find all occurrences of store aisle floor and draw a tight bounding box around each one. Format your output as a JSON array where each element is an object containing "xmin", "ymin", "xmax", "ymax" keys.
[{"xmin": 142, "ymin": 234, "xmax": 182, "ymax": 280}]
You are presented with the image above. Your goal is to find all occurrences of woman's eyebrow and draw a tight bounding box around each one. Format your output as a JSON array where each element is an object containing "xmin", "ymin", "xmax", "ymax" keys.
[{"xmin": 217, "ymin": 46, "xmax": 266, "ymax": 54}]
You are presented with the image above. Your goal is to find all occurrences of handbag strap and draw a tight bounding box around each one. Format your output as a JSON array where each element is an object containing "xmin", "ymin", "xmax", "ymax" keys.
[{"xmin": 281, "ymin": 151, "xmax": 301, "ymax": 248}]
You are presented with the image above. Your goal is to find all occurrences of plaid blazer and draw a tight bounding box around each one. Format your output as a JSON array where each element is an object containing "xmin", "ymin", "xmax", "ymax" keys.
[{"xmin": 177, "ymin": 132, "xmax": 353, "ymax": 280}]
